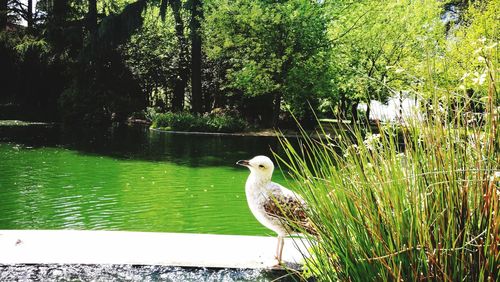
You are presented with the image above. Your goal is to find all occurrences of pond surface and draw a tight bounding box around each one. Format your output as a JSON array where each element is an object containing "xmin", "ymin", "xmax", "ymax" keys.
[{"xmin": 0, "ymin": 124, "xmax": 296, "ymax": 236}]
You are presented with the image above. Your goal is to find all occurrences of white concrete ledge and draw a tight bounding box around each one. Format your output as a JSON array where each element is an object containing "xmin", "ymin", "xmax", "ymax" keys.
[{"xmin": 0, "ymin": 230, "xmax": 310, "ymax": 269}]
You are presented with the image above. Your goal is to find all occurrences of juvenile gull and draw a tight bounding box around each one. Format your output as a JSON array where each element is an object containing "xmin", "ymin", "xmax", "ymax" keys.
[{"xmin": 237, "ymin": 155, "xmax": 314, "ymax": 264}]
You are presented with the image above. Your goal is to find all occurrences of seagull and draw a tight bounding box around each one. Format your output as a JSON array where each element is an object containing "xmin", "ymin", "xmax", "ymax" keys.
[{"xmin": 236, "ymin": 155, "xmax": 314, "ymax": 264}]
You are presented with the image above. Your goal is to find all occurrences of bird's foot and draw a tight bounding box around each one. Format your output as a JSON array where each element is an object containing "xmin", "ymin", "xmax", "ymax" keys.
[
  {"xmin": 271, "ymin": 263, "xmax": 284, "ymax": 270},
  {"xmin": 272, "ymin": 256, "xmax": 284, "ymax": 269}
]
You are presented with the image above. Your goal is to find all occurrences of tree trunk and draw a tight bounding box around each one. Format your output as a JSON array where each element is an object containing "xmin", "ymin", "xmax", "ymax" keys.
[
  {"xmin": 0, "ymin": 0, "xmax": 7, "ymax": 30},
  {"xmin": 53, "ymin": 0, "xmax": 68, "ymax": 24},
  {"xmin": 366, "ymin": 100, "xmax": 371, "ymax": 123},
  {"xmin": 48, "ymin": 0, "xmax": 69, "ymax": 52},
  {"xmin": 170, "ymin": 0, "xmax": 189, "ymax": 112},
  {"xmin": 27, "ymin": 0, "xmax": 33, "ymax": 28},
  {"xmin": 398, "ymin": 90, "xmax": 403, "ymax": 123},
  {"xmin": 350, "ymin": 100, "xmax": 358, "ymax": 123},
  {"xmin": 272, "ymin": 91, "xmax": 282, "ymax": 128},
  {"xmin": 172, "ymin": 71, "xmax": 188, "ymax": 111},
  {"xmin": 87, "ymin": 0, "xmax": 97, "ymax": 32},
  {"xmin": 339, "ymin": 92, "xmax": 346, "ymax": 119},
  {"xmin": 190, "ymin": 0, "xmax": 203, "ymax": 114}
]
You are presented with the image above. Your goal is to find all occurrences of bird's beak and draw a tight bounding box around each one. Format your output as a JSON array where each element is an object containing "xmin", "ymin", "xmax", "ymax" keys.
[{"xmin": 236, "ymin": 160, "xmax": 251, "ymax": 167}]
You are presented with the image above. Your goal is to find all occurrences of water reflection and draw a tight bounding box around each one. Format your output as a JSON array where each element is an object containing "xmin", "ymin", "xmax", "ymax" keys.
[
  {"xmin": 0, "ymin": 124, "xmax": 297, "ymax": 235},
  {"xmin": 0, "ymin": 124, "xmax": 295, "ymax": 167}
]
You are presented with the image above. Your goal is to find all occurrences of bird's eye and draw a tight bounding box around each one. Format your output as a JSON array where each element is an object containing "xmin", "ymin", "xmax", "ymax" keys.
[{"xmin": 259, "ymin": 165, "xmax": 265, "ymax": 168}]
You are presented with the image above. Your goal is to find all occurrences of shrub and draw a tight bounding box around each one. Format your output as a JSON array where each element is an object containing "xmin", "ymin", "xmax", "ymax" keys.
[
  {"xmin": 144, "ymin": 107, "xmax": 160, "ymax": 121},
  {"xmin": 205, "ymin": 113, "xmax": 247, "ymax": 132},
  {"xmin": 151, "ymin": 112, "xmax": 248, "ymax": 133},
  {"xmin": 151, "ymin": 112, "xmax": 176, "ymax": 130}
]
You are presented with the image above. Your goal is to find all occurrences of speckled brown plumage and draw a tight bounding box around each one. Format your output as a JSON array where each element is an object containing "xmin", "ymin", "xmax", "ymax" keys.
[{"xmin": 263, "ymin": 194, "xmax": 317, "ymax": 236}]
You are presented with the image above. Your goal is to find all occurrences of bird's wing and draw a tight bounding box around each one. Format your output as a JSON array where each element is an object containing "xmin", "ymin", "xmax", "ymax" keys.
[{"xmin": 263, "ymin": 182, "xmax": 316, "ymax": 235}]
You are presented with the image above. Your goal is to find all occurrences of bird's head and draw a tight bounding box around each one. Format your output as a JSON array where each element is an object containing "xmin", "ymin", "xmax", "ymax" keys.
[{"xmin": 237, "ymin": 155, "xmax": 274, "ymax": 180}]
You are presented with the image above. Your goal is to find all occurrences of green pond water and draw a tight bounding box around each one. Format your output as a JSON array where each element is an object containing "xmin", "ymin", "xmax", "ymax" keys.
[{"xmin": 0, "ymin": 124, "xmax": 295, "ymax": 236}]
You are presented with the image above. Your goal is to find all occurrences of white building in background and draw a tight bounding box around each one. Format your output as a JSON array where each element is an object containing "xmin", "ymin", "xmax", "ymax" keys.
[{"xmin": 358, "ymin": 93, "xmax": 423, "ymax": 123}]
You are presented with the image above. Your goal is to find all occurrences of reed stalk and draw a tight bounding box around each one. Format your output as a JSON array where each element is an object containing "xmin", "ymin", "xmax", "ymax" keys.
[{"xmin": 277, "ymin": 57, "xmax": 498, "ymax": 281}]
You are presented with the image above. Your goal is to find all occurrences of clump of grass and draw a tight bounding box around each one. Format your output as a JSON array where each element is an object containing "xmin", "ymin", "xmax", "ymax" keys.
[{"xmin": 277, "ymin": 85, "xmax": 498, "ymax": 280}]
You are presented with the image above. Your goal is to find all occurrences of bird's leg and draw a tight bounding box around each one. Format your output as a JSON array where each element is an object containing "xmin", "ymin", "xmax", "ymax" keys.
[
  {"xmin": 275, "ymin": 235, "xmax": 284, "ymax": 264},
  {"xmin": 275, "ymin": 236, "xmax": 280, "ymax": 260},
  {"xmin": 278, "ymin": 235, "xmax": 284, "ymax": 262}
]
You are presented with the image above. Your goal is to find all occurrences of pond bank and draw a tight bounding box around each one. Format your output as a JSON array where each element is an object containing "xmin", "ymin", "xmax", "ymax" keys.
[
  {"xmin": 0, "ymin": 120, "xmax": 56, "ymax": 127},
  {"xmin": 150, "ymin": 127, "xmax": 303, "ymax": 138}
]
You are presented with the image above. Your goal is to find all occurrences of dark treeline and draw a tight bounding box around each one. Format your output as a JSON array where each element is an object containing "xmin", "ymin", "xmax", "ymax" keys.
[{"xmin": 0, "ymin": 0, "xmax": 496, "ymax": 127}]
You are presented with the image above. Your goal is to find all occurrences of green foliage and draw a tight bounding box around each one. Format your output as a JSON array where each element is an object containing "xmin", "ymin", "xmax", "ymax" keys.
[
  {"xmin": 154, "ymin": 111, "xmax": 203, "ymax": 131},
  {"xmin": 279, "ymin": 101, "xmax": 498, "ymax": 280},
  {"xmin": 277, "ymin": 22, "xmax": 498, "ymax": 279},
  {"xmin": 0, "ymin": 31, "xmax": 63, "ymax": 120},
  {"xmin": 59, "ymin": 48, "xmax": 146, "ymax": 125},
  {"xmin": 151, "ymin": 111, "xmax": 248, "ymax": 133},
  {"xmin": 1, "ymin": 0, "xmax": 151, "ymax": 124},
  {"xmin": 205, "ymin": 112, "xmax": 247, "ymax": 132},
  {"xmin": 144, "ymin": 106, "xmax": 160, "ymax": 121},
  {"xmin": 122, "ymin": 6, "xmax": 180, "ymax": 109},
  {"xmin": 0, "ymin": 31, "xmax": 19, "ymax": 103},
  {"xmin": 94, "ymin": 0, "xmax": 147, "ymax": 48},
  {"xmin": 204, "ymin": 0, "xmax": 333, "ymax": 122},
  {"xmin": 327, "ymin": 0, "xmax": 445, "ymax": 117},
  {"xmin": 14, "ymin": 37, "xmax": 50, "ymax": 55},
  {"xmin": 1, "ymin": 0, "xmax": 497, "ymax": 128},
  {"xmin": 56, "ymin": 0, "xmax": 152, "ymax": 125},
  {"xmin": 443, "ymin": 0, "xmax": 498, "ymax": 102},
  {"xmin": 373, "ymin": 0, "xmax": 500, "ymax": 110}
]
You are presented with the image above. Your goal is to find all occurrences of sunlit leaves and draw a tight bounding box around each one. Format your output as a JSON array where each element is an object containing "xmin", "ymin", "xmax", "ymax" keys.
[
  {"xmin": 204, "ymin": 0, "xmax": 332, "ymax": 120},
  {"xmin": 328, "ymin": 0, "xmax": 445, "ymax": 104}
]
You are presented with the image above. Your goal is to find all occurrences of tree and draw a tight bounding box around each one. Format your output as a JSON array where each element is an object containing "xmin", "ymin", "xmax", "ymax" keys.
[
  {"xmin": 326, "ymin": 0, "xmax": 444, "ymax": 121},
  {"xmin": 123, "ymin": 6, "xmax": 182, "ymax": 109},
  {"xmin": 87, "ymin": 0, "xmax": 97, "ymax": 32},
  {"xmin": 439, "ymin": 0, "xmax": 498, "ymax": 106},
  {"xmin": 26, "ymin": 0, "xmax": 32, "ymax": 27},
  {"xmin": 161, "ymin": 0, "xmax": 189, "ymax": 112},
  {"xmin": 190, "ymin": 0, "xmax": 203, "ymax": 113},
  {"xmin": 52, "ymin": 0, "xmax": 68, "ymax": 25},
  {"xmin": 58, "ymin": 0, "xmax": 149, "ymax": 124},
  {"xmin": 5, "ymin": 0, "xmax": 41, "ymax": 29},
  {"xmin": 0, "ymin": 0, "xmax": 6, "ymax": 30},
  {"xmin": 204, "ymin": 0, "xmax": 332, "ymax": 126}
]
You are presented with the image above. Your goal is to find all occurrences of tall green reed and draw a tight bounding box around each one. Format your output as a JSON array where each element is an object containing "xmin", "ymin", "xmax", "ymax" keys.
[{"xmin": 276, "ymin": 70, "xmax": 498, "ymax": 282}]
